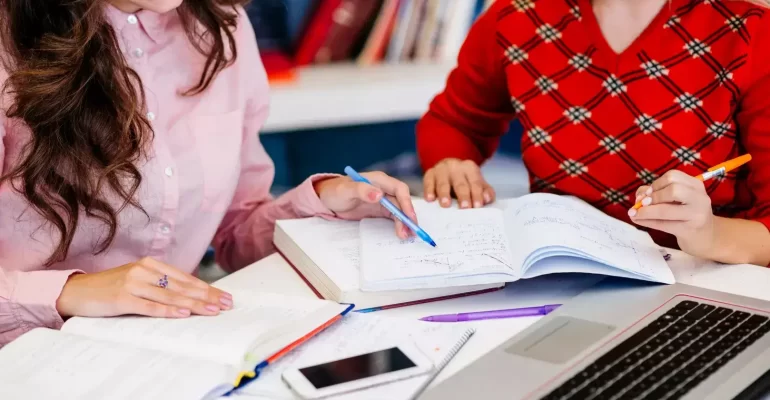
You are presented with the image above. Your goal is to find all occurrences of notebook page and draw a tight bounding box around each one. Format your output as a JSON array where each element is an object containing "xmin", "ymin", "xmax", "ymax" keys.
[
  {"xmin": 359, "ymin": 206, "xmax": 516, "ymax": 291},
  {"xmin": 278, "ymin": 218, "xmax": 361, "ymax": 292},
  {"xmin": 0, "ymin": 328, "xmax": 227, "ymax": 400},
  {"xmin": 61, "ymin": 291, "xmax": 341, "ymax": 367},
  {"xmin": 238, "ymin": 313, "xmax": 473, "ymax": 400},
  {"xmin": 505, "ymin": 193, "xmax": 675, "ymax": 283}
]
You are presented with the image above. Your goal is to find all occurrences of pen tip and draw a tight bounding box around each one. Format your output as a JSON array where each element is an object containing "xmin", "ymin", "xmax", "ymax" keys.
[{"xmin": 429, "ymin": 240, "xmax": 437, "ymax": 247}]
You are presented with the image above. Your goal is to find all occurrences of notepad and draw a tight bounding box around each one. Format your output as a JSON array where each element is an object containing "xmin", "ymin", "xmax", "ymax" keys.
[
  {"xmin": 359, "ymin": 193, "xmax": 675, "ymax": 291},
  {"xmin": 236, "ymin": 313, "xmax": 474, "ymax": 400},
  {"xmin": 0, "ymin": 291, "xmax": 351, "ymax": 400}
]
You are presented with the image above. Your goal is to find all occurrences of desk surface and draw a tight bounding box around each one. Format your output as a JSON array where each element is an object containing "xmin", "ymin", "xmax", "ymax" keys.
[{"xmin": 215, "ymin": 250, "xmax": 770, "ymax": 392}]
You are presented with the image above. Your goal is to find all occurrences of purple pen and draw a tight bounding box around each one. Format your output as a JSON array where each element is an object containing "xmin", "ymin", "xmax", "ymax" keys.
[{"xmin": 419, "ymin": 304, "xmax": 562, "ymax": 322}]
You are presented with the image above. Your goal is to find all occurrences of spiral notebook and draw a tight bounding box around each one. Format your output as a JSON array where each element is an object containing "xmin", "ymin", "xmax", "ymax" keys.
[{"xmin": 235, "ymin": 313, "xmax": 475, "ymax": 400}]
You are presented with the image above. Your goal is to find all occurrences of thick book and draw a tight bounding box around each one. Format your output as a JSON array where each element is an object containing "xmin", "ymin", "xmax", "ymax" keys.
[
  {"xmin": 273, "ymin": 217, "xmax": 502, "ymax": 311},
  {"xmin": 359, "ymin": 193, "xmax": 676, "ymax": 292},
  {"xmin": 0, "ymin": 291, "xmax": 352, "ymax": 400}
]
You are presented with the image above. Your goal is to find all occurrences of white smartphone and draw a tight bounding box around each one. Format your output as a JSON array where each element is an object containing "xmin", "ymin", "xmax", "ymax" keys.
[{"xmin": 281, "ymin": 344, "xmax": 434, "ymax": 399}]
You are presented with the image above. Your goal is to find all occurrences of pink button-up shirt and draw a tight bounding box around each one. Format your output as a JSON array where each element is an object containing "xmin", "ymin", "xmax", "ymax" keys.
[{"xmin": 0, "ymin": 6, "xmax": 334, "ymax": 346}]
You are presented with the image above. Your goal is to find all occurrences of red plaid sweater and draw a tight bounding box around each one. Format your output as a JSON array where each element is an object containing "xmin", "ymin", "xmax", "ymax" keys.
[{"xmin": 416, "ymin": 0, "xmax": 770, "ymax": 247}]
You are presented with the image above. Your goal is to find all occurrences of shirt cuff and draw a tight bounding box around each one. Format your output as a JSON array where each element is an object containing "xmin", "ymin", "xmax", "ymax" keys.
[
  {"xmin": 12, "ymin": 269, "xmax": 82, "ymax": 331},
  {"xmin": 291, "ymin": 173, "xmax": 339, "ymax": 218}
]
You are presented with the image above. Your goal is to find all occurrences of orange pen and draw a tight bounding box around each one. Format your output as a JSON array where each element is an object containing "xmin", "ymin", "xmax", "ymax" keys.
[{"xmin": 632, "ymin": 154, "xmax": 752, "ymax": 210}]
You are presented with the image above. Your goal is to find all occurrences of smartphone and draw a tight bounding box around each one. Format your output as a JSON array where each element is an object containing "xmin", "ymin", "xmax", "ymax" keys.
[{"xmin": 281, "ymin": 344, "xmax": 433, "ymax": 399}]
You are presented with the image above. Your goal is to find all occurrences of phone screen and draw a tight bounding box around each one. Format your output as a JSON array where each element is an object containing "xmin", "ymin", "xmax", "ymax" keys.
[{"xmin": 298, "ymin": 347, "xmax": 416, "ymax": 389}]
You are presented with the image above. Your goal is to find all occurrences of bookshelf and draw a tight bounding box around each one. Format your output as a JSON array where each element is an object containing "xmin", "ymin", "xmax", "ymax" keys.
[{"xmin": 262, "ymin": 62, "xmax": 455, "ymax": 133}]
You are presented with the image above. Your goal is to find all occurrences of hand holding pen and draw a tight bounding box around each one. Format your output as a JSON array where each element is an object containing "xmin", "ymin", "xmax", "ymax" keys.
[
  {"xmin": 313, "ymin": 168, "xmax": 420, "ymax": 241},
  {"xmin": 628, "ymin": 154, "xmax": 751, "ymax": 260},
  {"xmin": 345, "ymin": 166, "xmax": 437, "ymax": 247}
]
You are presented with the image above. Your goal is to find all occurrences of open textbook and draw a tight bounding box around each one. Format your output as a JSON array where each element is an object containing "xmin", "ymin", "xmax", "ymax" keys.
[
  {"xmin": 360, "ymin": 193, "xmax": 675, "ymax": 291},
  {"xmin": 0, "ymin": 291, "xmax": 350, "ymax": 400}
]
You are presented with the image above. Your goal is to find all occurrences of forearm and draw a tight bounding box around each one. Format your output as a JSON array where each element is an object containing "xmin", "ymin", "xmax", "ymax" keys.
[{"xmin": 705, "ymin": 217, "xmax": 770, "ymax": 266}]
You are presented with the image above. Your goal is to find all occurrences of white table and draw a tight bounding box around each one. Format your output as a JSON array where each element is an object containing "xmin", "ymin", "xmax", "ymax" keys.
[{"xmin": 214, "ymin": 250, "xmax": 770, "ymax": 391}]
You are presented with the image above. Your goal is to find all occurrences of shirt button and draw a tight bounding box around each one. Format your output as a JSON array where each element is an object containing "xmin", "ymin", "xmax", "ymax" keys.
[
  {"xmin": 147, "ymin": 111, "xmax": 156, "ymax": 121},
  {"xmin": 164, "ymin": 167, "xmax": 174, "ymax": 177},
  {"xmin": 127, "ymin": 15, "xmax": 138, "ymax": 24},
  {"xmin": 160, "ymin": 225, "xmax": 171, "ymax": 234},
  {"xmin": 133, "ymin": 48, "xmax": 144, "ymax": 58}
]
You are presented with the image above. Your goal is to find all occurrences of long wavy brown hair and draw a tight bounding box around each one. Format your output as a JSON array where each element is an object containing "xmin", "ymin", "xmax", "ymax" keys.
[{"xmin": 0, "ymin": 0, "xmax": 246, "ymax": 265}]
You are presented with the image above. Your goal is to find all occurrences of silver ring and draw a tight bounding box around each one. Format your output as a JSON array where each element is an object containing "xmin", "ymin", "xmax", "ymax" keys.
[{"xmin": 158, "ymin": 274, "xmax": 168, "ymax": 289}]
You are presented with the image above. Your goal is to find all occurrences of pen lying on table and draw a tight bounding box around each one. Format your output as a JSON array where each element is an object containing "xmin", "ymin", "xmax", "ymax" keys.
[{"xmin": 420, "ymin": 304, "xmax": 562, "ymax": 322}]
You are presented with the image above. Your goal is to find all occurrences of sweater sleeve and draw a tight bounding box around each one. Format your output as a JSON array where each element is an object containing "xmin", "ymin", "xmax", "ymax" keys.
[
  {"xmin": 415, "ymin": 0, "xmax": 517, "ymax": 171},
  {"xmin": 735, "ymin": 16, "xmax": 770, "ymax": 230}
]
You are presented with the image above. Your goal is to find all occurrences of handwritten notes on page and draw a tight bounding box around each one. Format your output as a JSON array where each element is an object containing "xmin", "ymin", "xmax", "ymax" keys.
[
  {"xmin": 360, "ymin": 207, "xmax": 517, "ymax": 291},
  {"xmin": 504, "ymin": 193, "xmax": 675, "ymax": 284},
  {"xmin": 238, "ymin": 313, "xmax": 473, "ymax": 400}
]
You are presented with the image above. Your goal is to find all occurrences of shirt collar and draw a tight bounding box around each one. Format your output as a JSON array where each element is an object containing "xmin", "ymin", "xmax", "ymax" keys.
[{"xmin": 104, "ymin": 4, "xmax": 174, "ymax": 43}]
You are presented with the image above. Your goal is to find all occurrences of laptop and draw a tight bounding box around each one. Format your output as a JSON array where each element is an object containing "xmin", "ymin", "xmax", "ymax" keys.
[{"xmin": 421, "ymin": 278, "xmax": 770, "ymax": 400}]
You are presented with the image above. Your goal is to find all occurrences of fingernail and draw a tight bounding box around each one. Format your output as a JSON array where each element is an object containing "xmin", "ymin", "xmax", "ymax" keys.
[
  {"xmin": 642, "ymin": 197, "xmax": 652, "ymax": 206},
  {"xmin": 426, "ymin": 194, "xmax": 435, "ymax": 201},
  {"xmin": 177, "ymin": 308, "xmax": 191, "ymax": 317},
  {"xmin": 206, "ymin": 304, "xmax": 220, "ymax": 313},
  {"xmin": 221, "ymin": 292, "xmax": 233, "ymax": 300},
  {"xmin": 402, "ymin": 226, "xmax": 410, "ymax": 236},
  {"xmin": 220, "ymin": 296, "xmax": 233, "ymax": 308},
  {"xmin": 368, "ymin": 190, "xmax": 380, "ymax": 201},
  {"xmin": 461, "ymin": 201, "xmax": 470, "ymax": 208},
  {"xmin": 645, "ymin": 187, "xmax": 653, "ymax": 195},
  {"xmin": 474, "ymin": 201, "xmax": 483, "ymax": 208},
  {"xmin": 441, "ymin": 198, "xmax": 450, "ymax": 205},
  {"xmin": 484, "ymin": 193, "xmax": 491, "ymax": 203},
  {"xmin": 628, "ymin": 208, "xmax": 637, "ymax": 217}
]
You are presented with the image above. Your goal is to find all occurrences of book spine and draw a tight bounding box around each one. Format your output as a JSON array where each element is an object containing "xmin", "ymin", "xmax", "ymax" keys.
[
  {"xmin": 314, "ymin": 0, "xmax": 384, "ymax": 64},
  {"xmin": 294, "ymin": 0, "xmax": 344, "ymax": 65}
]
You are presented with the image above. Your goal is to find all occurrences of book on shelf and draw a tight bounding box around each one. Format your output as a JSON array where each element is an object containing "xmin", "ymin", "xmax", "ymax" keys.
[{"xmin": 254, "ymin": 0, "xmax": 490, "ymax": 71}]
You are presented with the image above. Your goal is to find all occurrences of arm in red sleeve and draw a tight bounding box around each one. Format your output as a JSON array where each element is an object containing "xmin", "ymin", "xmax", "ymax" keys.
[
  {"xmin": 707, "ymin": 16, "xmax": 770, "ymax": 266},
  {"xmin": 736, "ymin": 19, "xmax": 770, "ymax": 228},
  {"xmin": 416, "ymin": 0, "xmax": 517, "ymax": 171}
]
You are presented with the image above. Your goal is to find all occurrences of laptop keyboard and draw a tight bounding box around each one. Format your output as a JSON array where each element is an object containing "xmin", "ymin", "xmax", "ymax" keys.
[{"xmin": 543, "ymin": 300, "xmax": 770, "ymax": 400}]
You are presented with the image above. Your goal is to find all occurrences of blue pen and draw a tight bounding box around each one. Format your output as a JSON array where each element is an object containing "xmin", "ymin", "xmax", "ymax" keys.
[{"xmin": 344, "ymin": 166, "xmax": 437, "ymax": 247}]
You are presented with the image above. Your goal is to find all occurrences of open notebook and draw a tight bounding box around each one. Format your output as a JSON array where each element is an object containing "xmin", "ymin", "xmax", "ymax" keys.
[
  {"xmin": 0, "ymin": 291, "xmax": 351, "ymax": 400},
  {"xmin": 234, "ymin": 313, "xmax": 474, "ymax": 400},
  {"xmin": 274, "ymin": 218, "xmax": 501, "ymax": 311},
  {"xmin": 360, "ymin": 193, "xmax": 676, "ymax": 291}
]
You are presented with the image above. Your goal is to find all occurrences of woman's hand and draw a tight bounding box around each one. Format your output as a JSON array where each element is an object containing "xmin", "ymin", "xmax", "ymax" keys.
[
  {"xmin": 56, "ymin": 257, "xmax": 232, "ymax": 319},
  {"xmin": 314, "ymin": 171, "xmax": 416, "ymax": 240},
  {"xmin": 628, "ymin": 170, "xmax": 717, "ymax": 258},
  {"xmin": 423, "ymin": 158, "xmax": 495, "ymax": 208}
]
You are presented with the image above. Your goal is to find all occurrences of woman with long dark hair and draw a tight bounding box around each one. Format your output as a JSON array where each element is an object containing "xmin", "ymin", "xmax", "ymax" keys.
[{"xmin": 0, "ymin": 0, "xmax": 417, "ymax": 346}]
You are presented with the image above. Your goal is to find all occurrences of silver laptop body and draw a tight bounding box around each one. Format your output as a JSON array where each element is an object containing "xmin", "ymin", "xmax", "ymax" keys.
[{"xmin": 421, "ymin": 278, "xmax": 770, "ymax": 400}]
